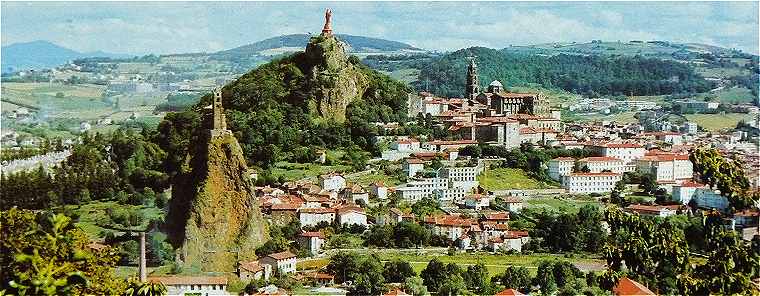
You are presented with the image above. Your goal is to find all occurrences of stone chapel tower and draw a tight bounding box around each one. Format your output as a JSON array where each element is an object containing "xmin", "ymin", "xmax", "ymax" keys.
[
  {"xmin": 465, "ymin": 57, "xmax": 479, "ymax": 100},
  {"xmin": 212, "ymin": 87, "xmax": 227, "ymax": 130}
]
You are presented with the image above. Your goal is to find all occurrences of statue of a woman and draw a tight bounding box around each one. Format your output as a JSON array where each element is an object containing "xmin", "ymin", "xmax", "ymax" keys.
[{"xmin": 322, "ymin": 9, "xmax": 333, "ymax": 35}]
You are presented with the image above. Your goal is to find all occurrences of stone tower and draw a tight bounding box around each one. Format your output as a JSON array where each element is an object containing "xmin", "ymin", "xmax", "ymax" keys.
[
  {"xmin": 465, "ymin": 57, "xmax": 479, "ymax": 100},
  {"xmin": 212, "ymin": 87, "xmax": 227, "ymax": 130}
]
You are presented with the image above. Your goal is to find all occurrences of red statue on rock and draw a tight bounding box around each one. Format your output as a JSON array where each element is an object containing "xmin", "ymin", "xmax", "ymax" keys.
[{"xmin": 322, "ymin": 9, "xmax": 333, "ymax": 36}]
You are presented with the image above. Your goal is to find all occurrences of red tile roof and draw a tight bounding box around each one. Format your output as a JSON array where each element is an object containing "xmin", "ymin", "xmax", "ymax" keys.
[
  {"xmin": 384, "ymin": 288, "xmax": 411, "ymax": 296},
  {"xmin": 568, "ymin": 172, "xmax": 621, "ymax": 177},
  {"xmin": 425, "ymin": 140, "xmax": 478, "ymax": 145},
  {"xmin": 495, "ymin": 288, "xmax": 526, "ymax": 296},
  {"xmin": 613, "ymin": 277, "xmax": 655, "ymax": 296},
  {"xmin": 239, "ymin": 261, "xmax": 264, "ymax": 273},
  {"xmin": 271, "ymin": 203, "xmax": 300, "ymax": 211},
  {"xmin": 266, "ymin": 251, "xmax": 296, "ymax": 260},
  {"xmin": 551, "ymin": 157, "xmax": 575, "ymax": 161},
  {"xmin": 579, "ymin": 156, "xmax": 623, "ymax": 162},
  {"xmin": 300, "ymin": 231, "xmax": 325, "ymax": 238}
]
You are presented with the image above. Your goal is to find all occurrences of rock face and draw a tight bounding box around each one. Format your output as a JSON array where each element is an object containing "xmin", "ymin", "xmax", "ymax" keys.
[
  {"xmin": 303, "ymin": 34, "xmax": 369, "ymax": 122},
  {"xmin": 165, "ymin": 129, "xmax": 267, "ymax": 272}
]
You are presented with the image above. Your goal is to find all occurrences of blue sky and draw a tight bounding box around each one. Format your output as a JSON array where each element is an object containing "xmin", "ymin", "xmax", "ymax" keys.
[{"xmin": 2, "ymin": 1, "xmax": 758, "ymax": 55}]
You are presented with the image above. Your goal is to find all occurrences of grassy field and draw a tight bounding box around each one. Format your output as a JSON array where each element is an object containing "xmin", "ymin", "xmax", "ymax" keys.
[
  {"xmin": 383, "ymin": 68, "xmax": 421, "ymax": 85},
  {"xmin": 684, "ymin": 113, "xmax": 754, "ymax": 131},
  {"xmin": 701, "ymin": 87, "xmax": 756, "ymax": 104},
  {"xmin": 270, "ymin": 162, "xmax": 353, "ymax": 182},
  {"xmin": 569, "ymin": 111, "xmax": 638, "ymax": 124},
  {"xmin": 524, "ymin": 197, "xmax": 602, "ymax": 213},
  {"xmin": 508, "ymin": 86, "xmax": 581, "ymax": 106},
  {"xmin": 478, "ymin": 168, "xmax": 557, "ymax": 191},
  {"xmin": 346, "ymin": 172, "xmax": 402, "ymax": 187},
  {"xmin": 64, "ymin": 200, "xmax": 164, "ymax": 240},
  {"xmin": 300, "ymin": 250, "xmax": 604, "ymax": 277}
]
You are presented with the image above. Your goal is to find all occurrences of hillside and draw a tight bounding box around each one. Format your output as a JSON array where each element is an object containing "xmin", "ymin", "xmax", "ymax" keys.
[
  {"xmin": 212, "ymin": 34, "xmax": 423, "ymax": 59},
  {"xmin": 1, "ymin": 40, "xmax": 131, "ymax": 73},
  {"xmin": 413, "ymin": 47, "xmax": 714, "ymax": 99},
  {"xmin": 159, "ymin": 33, "xmax": 411, "ymax": 169}
]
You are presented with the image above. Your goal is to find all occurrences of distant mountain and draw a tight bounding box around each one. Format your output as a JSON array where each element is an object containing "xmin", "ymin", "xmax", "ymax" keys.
[
  {"xmin": 1, "ymin": 40, "xmax": 131, "ymax": 73},
  {"xmin": 503, "ymin": 40, "xmax": 754, "ymax": 60},
  {"xmin": 212, "ymin": 34, "xmax": 424, "ymax": 59}
]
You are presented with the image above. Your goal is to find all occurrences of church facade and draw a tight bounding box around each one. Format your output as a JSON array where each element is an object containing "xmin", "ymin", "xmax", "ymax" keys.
[{"xmin": 465, "ymin": 60, "xmax": 550, "ymax": 117}]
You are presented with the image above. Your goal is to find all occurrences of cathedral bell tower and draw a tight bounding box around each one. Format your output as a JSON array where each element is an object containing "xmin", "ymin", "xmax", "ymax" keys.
[
  {"xmin": 465, "ymin": 57, "xmax": 479, "ymax": 100},
  {"xmin": 211, "ymin": 87, "xmax": 227, "ymax": 131}
]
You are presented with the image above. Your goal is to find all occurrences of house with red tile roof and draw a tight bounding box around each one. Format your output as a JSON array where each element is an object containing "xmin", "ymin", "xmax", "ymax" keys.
[
  {"xmin": 613, "ymin": 277, "xmax": 655, "ymax": 295},
  {"xmin": 259, "ymin": 251, "xmax": 297, "ymax": 275},
  {"xmin": 495, "ymin": 288, "xmax": 526, "ymax": 295},
  {"xmin": 148, "ymin": 276, "xmax": 228, "ymax": 296}
]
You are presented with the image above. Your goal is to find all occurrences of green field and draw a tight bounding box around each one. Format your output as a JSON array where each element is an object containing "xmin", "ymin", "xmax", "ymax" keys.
[
  {"xmin": 300, "ymin": 249, "xmax": 604, "ymax": 277},
  {"xmin": 270, "ymin": 162, "xmax": 353, "ymax": 182},
  {"xmin": 63, "ymin": 200, "xmax": 164, "ymax": 240},
  {"xmin": 478, "ymin": 168, "xmax": 557, "ymax": 191},
  {"xmin": 524, "ymin": 197, "xmax": 602, "ymax": 213},
  {"xmin": 382, "ymin": 68, "xmax": 421, "ymax": 85},
  {"xmin": 346, "ymin": 172, "xmax": 402, "ymax": 187},
  {"xmin": 700, "ymin": 87, "xmax": 756, "ymax": 104},
  {"xmin": 684, "ymin": 113, "xmax": 753, "ymax": 131}
]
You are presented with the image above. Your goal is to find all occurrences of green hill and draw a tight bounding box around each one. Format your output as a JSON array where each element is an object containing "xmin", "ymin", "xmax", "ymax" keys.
[
  {"xmin": 413, "ymin": 47, "xmax": 713, "ymax": 98},
  {"xmin": 158, "ymin": 34, "xmax": 411, "ymax": 169}
]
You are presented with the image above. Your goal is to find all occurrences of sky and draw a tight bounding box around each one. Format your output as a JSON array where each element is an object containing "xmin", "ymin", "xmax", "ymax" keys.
[{"xmin": 2, "ymin": 1, "xmax": 758, "ymax": 55}]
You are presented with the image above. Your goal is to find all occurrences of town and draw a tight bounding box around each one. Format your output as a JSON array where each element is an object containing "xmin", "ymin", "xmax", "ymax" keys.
[{"xmin": 1, "ymin": 3, "xmax": 759, "ymax": 296}]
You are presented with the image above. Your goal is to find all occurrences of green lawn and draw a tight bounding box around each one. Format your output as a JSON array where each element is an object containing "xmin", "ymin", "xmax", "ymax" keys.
[
  {"xmin": 524, "ymin": 197, "xmax": 602, "ymax": 213},
  {"xmin": 478, "ymin": 168, "xmax": 557, "ymax": 191},
  {"xmin": 347, "ymin": 172, "xmax": 401, "ymax": 187},
  {"xmin": 684, "ymin": 113, "xmax": 753, "ymax": 131},
  {"xmin": 64, "ymin": 200, "xmax": 164, "ymax": 240},
  {"xmin": 270, "ymin": 162, "xmax": 352, "ymax": 182},
  {"xmin": 700, "ymin": 87, "xmax": 756, "ymax": 104}
]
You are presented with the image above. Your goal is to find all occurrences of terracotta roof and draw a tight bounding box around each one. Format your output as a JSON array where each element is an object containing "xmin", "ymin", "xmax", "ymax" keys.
[
  {"xmin": 613, "ymin": 277, "xmax": 655, "ymax": 296},
  {"xmin": 397, "ymin": 138, "xmax": 419, "ymax": 144},
  {"xmin": 568, "ymin": 172, "xmax": 621, "ymax": 177},
  {"xmin": 406, "ymin": 158, "xmax": 425, "ymax": 164},
  {"xmin": 677, "ymin": 181, "xmax": 705, "ymax": 188},
  {"xmin": 271, "ymin": 203, "xmax": 300, "ymax": 211},
  {"xmin": 503, "ymin": 230, "xmax": 529, "ymax": 238},
  {"xmin": 148, "ymin": 276, "xmax": 227, "ymax": 286},
  {"xmin": 337, "ymin": 206, "xmax": 366, "ymax": 215},
  {"xmin": 579, "ymin": 156, "xmax": 623, "ymax": 162},
  {"xmin": 309, "ymin": 272, "xmax": 334, "ymax": 280},
  {"xmin": 266, "ymin": 251, "xmax": 296, "ymax": 260},
  {"xmin": 389, "ymin": 208, "xmax": 404, "ymax": 216},
  {"xmin": 239, "ymin": 261, "xmax": 264, "ymax": 273},
  {"xmin": 425, "ymin": 140, "xmax": 477, "ymax": 145},
  {"xmin": 495, "ymin": 288, "xmax": 526, "ymax": 295},
  {"xmin": 299, "ymin": 208, "xmax": 335, "ymax": 214},
  {"xmin": 603, "ymin": 143, "xmax": 643, "ymax": 148},
  {"xmin": 551, "ymin": 157, "xmax": 575, "ymax": 161},
  {"xmin": 300, "ymin": 231, "xmax": 325, "ymax": 238},
  {"xmin": 384, "ymin": 288, "xmax": 411, "ymax": 296},
  {"xmin": 485, "ymin": 212, "xmax": 510, "ymax": 220},
  {"xmin": 86, "ymin": 242, "xmax": 108, "ymax": 251}
]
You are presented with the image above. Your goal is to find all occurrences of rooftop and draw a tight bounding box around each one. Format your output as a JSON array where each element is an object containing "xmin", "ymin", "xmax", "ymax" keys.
[{"xmin": 148, "ymin": 276, "xmax": 227, "ymax": 286}]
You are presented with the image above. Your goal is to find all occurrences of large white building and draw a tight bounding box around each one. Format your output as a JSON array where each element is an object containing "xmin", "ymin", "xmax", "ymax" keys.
[
  {"xmin": 148, "ymin": 276, "xmax": 229, "ymax": 296},
  {"xmin": 578, "ymin": 156, "xmax": 626, "ymax": 173},
  {"xmin": 439, "ymin": 165, "xmax": 482, "ymax": 191},
  {"xmin": 548, "ymin": 157, "xmax": 574, "ymax": 181},
  {"xmin": 588, "ymin": 143, "xmax": 646, "ymax": 164},
  {"xmin": 404, "ymin": 158, "xmax": 425, "ymax": 178},
  {"xmin": 636, "ymin": 153, "xmax": 693, "ymax": 182},
  {"xmin": 298, "ymin": 208, "xmax": 335, "ymax": 227},
  {"xmin": 562, "ymin": 172, "xmax": 622, "ymax": 194},
  {"xmin": 319, "ymin": 174, "xmax": 346, "ymax": 192},
  {"xmin": 671, "ymin": 181, "xmax": 705, "ymax": 205},
  {"xmin": 259, "ymin": 251, "xmax": 297, "ymax": 275},
  {"xmin": 337, "ymin": 207, "xmax": 368, "ymax": 226}
]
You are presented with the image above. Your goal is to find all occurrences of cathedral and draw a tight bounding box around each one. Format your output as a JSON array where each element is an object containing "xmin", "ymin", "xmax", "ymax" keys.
[{"xmin": 466, "ymin": 59, "xmax": 550, "ymax": 117}]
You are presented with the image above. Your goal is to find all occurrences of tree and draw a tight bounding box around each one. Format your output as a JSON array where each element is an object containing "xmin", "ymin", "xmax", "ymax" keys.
[
  {"xmin": 123, "ymin": 280, "xmax": 167, "ymax": 296},
  {"xmin": 437, "ymin": 273, "xmax": 466, "ymax": 296},
  {"xmin": 420, "ymin": 258, "xmax": 447, "ymax": 292},
  {"xmin": 1, "ymin": 209, "xmax": 126, "ymax": 295},
  {"xmin": 404, "ymin": 276, "xmax": 429, "ymax": 296},
  {"xmin": 384, "ymin": 259, "xmax": 416, "ymax": 283},
  {"xmin": 462, "ymin": 262, "xmax": 492, "ymax": 294},
  {"xmin": 690, "ymin": 147, "xmax": 757, "ymax": 210},
  {"xmin": 493, "ymin": 266, "xmax": 532, "ymax": 292},
  {"xmin": 347, "ymin": 255, "xmax": 386, "ymax": 296}
]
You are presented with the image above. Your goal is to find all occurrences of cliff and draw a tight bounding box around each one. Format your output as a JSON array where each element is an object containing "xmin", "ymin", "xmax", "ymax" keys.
[
  {"xmin": 302, "ymin": 34, "xmax": 369, "ymax": 122},
  {"xmin": 165, "ymin": 129, "xmax": 267, "ymax": 272}
]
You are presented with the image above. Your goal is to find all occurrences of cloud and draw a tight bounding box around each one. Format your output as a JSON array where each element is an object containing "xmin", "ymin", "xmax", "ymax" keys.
[{"xmin": 1, "ymin": 2, "xmax": 757, "ymax": 55}]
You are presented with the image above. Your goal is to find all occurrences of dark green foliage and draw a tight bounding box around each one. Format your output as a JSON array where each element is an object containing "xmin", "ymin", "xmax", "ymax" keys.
[
  {"xmin": 493, "ymin": 266, "xmax": 532, "ymax": 292},
  {"xmin": 327, "ymin": 251, "xmax": 386, "ymax": 295},
  {"xmin": 155, "ymin": 93, "xmax": 201, "ymax": 112},
  {"xmin": 690, "ymin": 147, "xmax": 757, "ymax": 210},
  {"xmin": 462, "ymin": 262, "xmax": 492, "ymax": 294},
  {"xmin": 411, "ymin": 197, "xmax": 440, "ymax": 218},
  {"xmin": 414, "ymin": 47, "xmax": 712, "ymax": 98},
  {"xmin": 530, "ymin": 205, "xmax": 605, "ymax": 253},
  {"xmin": 383, "ymin": 259, "xmax": 416, "ymax": 283}
]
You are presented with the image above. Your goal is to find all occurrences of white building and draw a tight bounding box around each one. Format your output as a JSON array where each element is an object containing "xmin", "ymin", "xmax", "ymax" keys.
[
  {"xmin": 369, "ymin": 182, "xmax": 388, "ymax": 200},
  {"xmin": 239, "ymin": 261, "xmax": 272, "ymax": 282},
  {"xmin": 439, "ymin": 165, "xmax": 481, "ymax": 191},
  {"xmin": 148, "ymin": 276, "xmax": 229, "ymax": 296},
  {"xmin": 298, "ymin": 208, "xmax": 335, "ymax": 227},
  {"xmin": 671, "ymin": 181, "xmax": 705, "ymax": 205},
  {"xmin": 259, "ymin": 251, "xmax": 297, "ymax": 275},
  {"xmin": 298, "ymin": 232, "xmax": 325, "ymax": 255},
  {"xmin": 392, "ymin": 138, "xmax": 421, "ymax": 152},
  {"xmin": 395, "ymin": 177, "xmax": 448, "ymax": 202},
  {"xmin": 548, "ymin": 157, "xmax": 575, "ymax": 181},
  {"xmin": 625, "ymin": 204, "xmax": 680, "ymax": 217},
  {"xmin": 319, "ymin": 174, "xmax": 346, "ymax": 192},
  {"xmin": 578, "ymin": 156, "xmax": 626, "ymax": 173},
  {"xmin": 636, "ymin": 153, "xmax": 693, "ymax": 182},
  {"xmin": 404, "ymin": 158, "xmax": 425, "ymax": 178},
  {"xmin": 562, "ymin": 172, "xmax": 622, "ymax": 194},
  {"xmin": 589, "ymin": 143, "xmax": 646, "ymax": 164},
  {"xmin": 337, "ymin": 207, "xmax": 368, "ymax": 226},
  {"xmin": 694, "ymin": 188, "xmax": 730, "ymax": 212}
]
